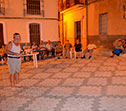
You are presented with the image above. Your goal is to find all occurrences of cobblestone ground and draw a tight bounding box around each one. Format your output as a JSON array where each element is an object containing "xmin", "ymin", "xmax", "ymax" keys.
[{"xmin": 0, "ymin": 56, "xmax": 126, "ymax": 111}]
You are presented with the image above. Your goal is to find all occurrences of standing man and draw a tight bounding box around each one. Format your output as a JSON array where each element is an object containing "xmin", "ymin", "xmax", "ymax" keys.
[{"xmin": 6, "ymin": 33, "xmax": 21, "ymax": 88}]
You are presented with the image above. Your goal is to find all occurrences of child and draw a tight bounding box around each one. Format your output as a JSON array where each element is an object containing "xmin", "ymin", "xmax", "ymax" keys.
[
  {"xmin": 55, "ymin": 41, "xmax": 63, "ymax": 59},
  {"xmin": 64, "ymin": 40, "xmax": 72, "ymax": 58},
  {"xmin": 74, "ymin": 40, "xmax": 82, "ymax": 59},
  {"xmin": 0, "ymin": 45, "xmax": 7, "ymax": 64}
]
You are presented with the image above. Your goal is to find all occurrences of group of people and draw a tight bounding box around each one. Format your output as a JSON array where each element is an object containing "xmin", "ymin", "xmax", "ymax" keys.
[
  {"xmin": 1, "ymin": 32, "xmax": 97, "ymax": 88},
  {"xmin": 23, "ymin": 40, "xmax": 55, "ymax": 61}
]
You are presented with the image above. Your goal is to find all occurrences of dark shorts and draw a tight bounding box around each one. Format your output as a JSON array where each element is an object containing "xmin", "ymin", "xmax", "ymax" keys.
[
  {"xmin": 76, "ymin": 50, "xmax": 82, "ymax": 52},
  {"xmin": 56, "ymin": 51, "xmax": 62, "ymax": 54}
]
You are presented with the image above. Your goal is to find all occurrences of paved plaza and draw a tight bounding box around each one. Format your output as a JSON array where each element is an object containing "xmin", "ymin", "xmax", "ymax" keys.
[{"xmin": 0, "ymin": 56, "xmax": 126, "ymax": 111}]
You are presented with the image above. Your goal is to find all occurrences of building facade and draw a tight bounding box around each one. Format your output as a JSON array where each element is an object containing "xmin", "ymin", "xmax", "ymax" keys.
[
  {"xmin": 58, "ymin": 0, "xmax": 87, "ymax": 49},
  {"xmin": 0, "ymin": 0, "xmax": 58, "ymax": 47},
  {"xmin": 88, "ymin": 0, "xmax": 126, "ymax": 49},
  {"xmin": 59, "ymin": 0, "xmax": 126, "ymax": 49}
]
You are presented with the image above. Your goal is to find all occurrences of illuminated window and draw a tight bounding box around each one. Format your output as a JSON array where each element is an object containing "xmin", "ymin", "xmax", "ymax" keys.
[{"xmin": 99, "ymin": 13, "xmax": 108, "ymax": 34}]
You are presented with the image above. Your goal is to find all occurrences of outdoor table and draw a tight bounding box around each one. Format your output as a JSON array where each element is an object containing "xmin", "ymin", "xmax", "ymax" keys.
[{"xmin": 22, "ymin": 52, "xmax": 39, "ymax": 68}]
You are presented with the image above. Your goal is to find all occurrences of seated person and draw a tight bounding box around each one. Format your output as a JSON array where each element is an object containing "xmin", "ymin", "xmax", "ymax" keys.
[
  {"xmin": 0, "ymin": 45, "xmax": 7, "ymax": 64},
  {"xmin": 23, "ymin": 43, "xmax": 32, "ymax": 61},
  {"xmin": 122, "ymin": 39, "xmax": 126, "ymax": 53},
  {"xmin": 32, "ymin": 41, "xmax": 40, "ymax": 60},
  {"xmin": 32, "ymin": 41, "xmax": 39, "ymax": 52},
  {"xmin": 55, "ymin": 41, "xmax": 63, "ymax": 59},
  {"xmin": 23, "ymin": 43, "xmax": 31, "ymax": 54},
  {"xmin": 46, "ymin": 40, "xmax": 55, "ymax": 57},
  {"xmin": 74, "ymin": 40, "xmax": 82, "ymax": 59},
  {"xmin": 82, "ymin": 40, "xmax": 96, "ymax": 59},
  {"xmin": 110, "ymin": 40, "xmax": 123, "ymax": 57},
  {"xmin": 39, "ymin": 40, "xmax": 46, "ymax": 59},
  {"xmin": 64, "ymin": 40, "xmax": 72, "ymax": 58}
]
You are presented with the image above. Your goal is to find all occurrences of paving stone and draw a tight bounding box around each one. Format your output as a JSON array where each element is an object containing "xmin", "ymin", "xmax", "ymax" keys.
[
  {"xmin": 32, "ymin": 72, "xmax": 53, "ymax": 79},
  {"xmin": 62, "ymin": 78, "xmax": 84, "ymax": 87},
  {"xmin": 72, "ymin": 72, "xmax": 91, "ymax": 78},
  {"xmin": 115, "ymin": 71, "xmax": 126, "ymax": 76},
  {"xmin": 112, "ymin": 77, "xmax": 126, "ymax": 85},
  {"xmin": 25, "ymin": 97, "xmax": 61, "ymax": 111},
  {"xmin": 106, "ymin": 85, "xmax": 126, "ymax": 96},
  {"xmin": 62, "ymin": 68, "xmax": 79, "ymax": 73},
  {"xmin": 99, "ymin": 97, "xmax": 126, "ymax": 111},
  {"xmin": 77, "ymin": 86, "xmax": 102, "ymax": 97},
  {"xmin": 0, "ymin": 97, "xmax": 29, "ymax": 111},
  {"xmin": 94, "ymin": 71, "xmax": 112, "ymax": 77},
  {"xmin": 0, "ymin": 56, "xmax": 126, "ymax": 111},
  {"xmin": 99, "ymin": 66, "xmax": 115, "ymax": 71},
  {"xmin": 47, "ymin": 87, "xmax": 74, "ymax": 97},
  {"xmin": 52, "ymin": 72, "xmax": 72, "ymax": 79},
  {"xmin": 87, "ymin": 78, "xmax": 107, "ymax": 86},
  {"xmin": 61, "ymin": 97, "xmax": 94, "ymax": 111},
  {"xmin": 81, "ymin": 67, "xmax": 97, "ymax": 72},
  {"xmin": 38, "ymin": 78, "xmax": 62, "ymax": 87}
]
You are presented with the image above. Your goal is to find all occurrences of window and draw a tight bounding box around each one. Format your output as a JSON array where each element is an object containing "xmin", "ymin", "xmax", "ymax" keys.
[
  {"xmin": 29, "ymin": 23, "xmax": 40, "ymax": 45},
  {"xmin": 0, "ymin": 0, "xmax": 5, "ymax": 14},
  {"xmin": 24, "ymin": 0, "xmax": 44, "ymax": 16},
  {"xmin": 99, "ymin": 13, "xmax": 108, "ymax": 34}
]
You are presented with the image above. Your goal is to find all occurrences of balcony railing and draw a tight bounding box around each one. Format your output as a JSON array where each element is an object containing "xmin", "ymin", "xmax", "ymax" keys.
[
  {"xmin": 0, "ymin": 7, "xmax": 5, "ymax": 15},
  {"xmin": 24, "ymin": 0, "xmax": 44, "ymax": 17},
  {"xmin": 60, "ymin": 0, "xmax": 84, "ymax": 11}
]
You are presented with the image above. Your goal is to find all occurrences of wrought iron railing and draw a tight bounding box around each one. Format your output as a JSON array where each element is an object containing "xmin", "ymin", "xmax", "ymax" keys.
[
  {"xmin": 60, "ymin": 0, "xmax": 84, "ymax": 11},
  {"xmin": 24, "ymin": 0, "xmax": 44, "ymax": 17},
  {"xmin": 0, "ymin": 7, "xmax": 5, "ymax": 15}
]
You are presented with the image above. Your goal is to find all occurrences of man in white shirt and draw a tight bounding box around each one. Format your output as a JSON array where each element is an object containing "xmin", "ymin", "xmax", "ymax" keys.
[
  {"xmin": 6, "ymin": 33, "xmax": 21, "ymax": 88},
  {"xmin": 46, "ymin": 40, "xmax": 55, "ymax": 57},
  {"xmin": 32, "ymin": 41, "xmax": 38, "ymax": 52},
  {"xmin": 82, "ymin": 40, "xmax": 96, "ymax": 59}
]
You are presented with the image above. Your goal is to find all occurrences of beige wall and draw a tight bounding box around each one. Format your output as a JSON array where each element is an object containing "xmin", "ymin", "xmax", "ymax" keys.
[
  {"xmin": 0, "ymin": 0, "xmax": 58, "ymax": 44},
  {"xmin": 60, "ymin": 5, "xmax": 87, "ymax": 48},
  {"xmin": 88, "ymin": 0, "xmax": 126, "ymax": 36}
]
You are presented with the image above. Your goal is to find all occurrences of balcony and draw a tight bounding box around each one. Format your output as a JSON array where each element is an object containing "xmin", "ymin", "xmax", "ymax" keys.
[
  {"xmin": 60, "ymin": 0, "xmax": 84, "ymax": 11},
  {"xmin": 0, "ymin": 7, "xmax": 5, "ymax": 15}
]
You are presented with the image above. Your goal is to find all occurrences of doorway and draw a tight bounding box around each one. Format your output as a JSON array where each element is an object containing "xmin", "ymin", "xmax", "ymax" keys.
[
  {"xmin": 29, "ymin": 23, "xmax": 40, "ymax": 45},
  {"xmin": 75, "ymin": 21, "xmax": 81, "ymax": 43},
  {"xmin": 0, "ymin": 23, "xmax": 4, "ymax": 48}
]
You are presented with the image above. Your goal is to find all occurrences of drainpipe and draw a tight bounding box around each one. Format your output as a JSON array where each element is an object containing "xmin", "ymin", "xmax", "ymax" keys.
[
  {"xmin": 61, "ymin": 13, "xmax": 64, "ymax": 44},
  {"xmin": 85, "ymin": 0, "xmax": 88, "ymax": 46}
]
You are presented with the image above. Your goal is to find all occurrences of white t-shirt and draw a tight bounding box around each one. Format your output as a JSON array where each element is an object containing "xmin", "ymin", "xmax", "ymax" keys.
[
  {"xmin": 46, "ymin": 44, "xmax": 53, "ymax": 50},
  {"xmin": 32, "ymin": 45, "xmax": 38, "ymax": 51},
  {"xmin": 87, "ymin": 44, "xmax": 96, "ymax": 50},
  {"xmin": 39, "ymin": 44, "xmax": 46, "ymax": 50}
]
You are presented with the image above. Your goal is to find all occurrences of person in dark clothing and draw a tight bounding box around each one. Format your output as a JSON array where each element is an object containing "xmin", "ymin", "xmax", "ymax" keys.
[{"xmin": 74, "ymin": 40, "xmax": 82, "ymax": 59}]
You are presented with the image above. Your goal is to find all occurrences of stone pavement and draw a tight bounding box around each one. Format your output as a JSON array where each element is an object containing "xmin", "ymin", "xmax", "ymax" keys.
[{"xmin": 0, "ymin": 56, "xmax": 126, "ymax": 111}]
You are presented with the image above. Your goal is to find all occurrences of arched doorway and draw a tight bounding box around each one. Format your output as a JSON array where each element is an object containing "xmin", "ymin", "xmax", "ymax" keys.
[
  {"xmin": 0, "ymin": 23, "xmax": 4, "ymax": 48},
  {"xmin": 29, "ymin": 23, "xmax": 40, "ymax": 45}
]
